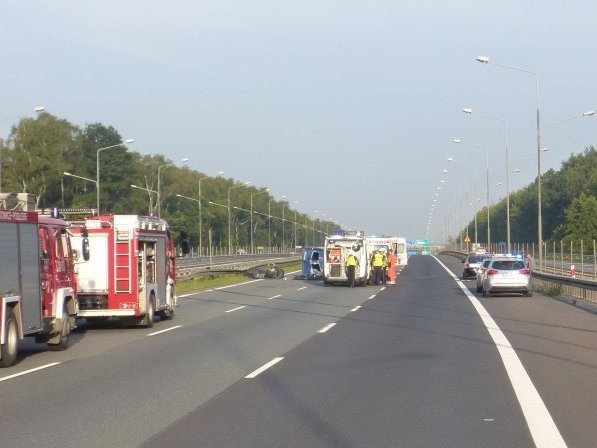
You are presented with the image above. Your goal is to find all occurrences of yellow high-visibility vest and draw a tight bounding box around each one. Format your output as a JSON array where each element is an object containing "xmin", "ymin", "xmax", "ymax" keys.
[{"xmin": 372, "ymin": 252, "xmax": 384, "ymax": 267}]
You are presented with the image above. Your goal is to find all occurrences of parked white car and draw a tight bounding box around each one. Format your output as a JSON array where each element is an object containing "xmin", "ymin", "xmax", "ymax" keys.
[{"xmin": 481, "ymin": 257, "xmax": 533, "ymax": 297}]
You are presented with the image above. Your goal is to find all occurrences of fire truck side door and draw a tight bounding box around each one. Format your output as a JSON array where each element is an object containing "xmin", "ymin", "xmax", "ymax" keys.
[{"xmin": 20, "ymin": 223, "xmax": 43, "ymax": 332}]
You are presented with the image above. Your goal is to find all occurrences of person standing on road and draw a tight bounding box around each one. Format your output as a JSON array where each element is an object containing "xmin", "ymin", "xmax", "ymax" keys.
[
  {"xmin": 371, "ymin": 249, "xmax": 385, "ymax": 285},
  {"xmin": 386, "ymin": 249, "xmax": 397, "ymax": 285},
  {"xmin": 345, "ymin": 253, "xmax": 358, "ymax": 287}
]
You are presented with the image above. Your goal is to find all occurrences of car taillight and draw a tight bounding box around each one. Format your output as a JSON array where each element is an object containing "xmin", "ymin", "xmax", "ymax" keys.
[
  {"xmin": 487, "ymin": 269, "xmax": 499, "ymax": 276},
  {"xmin": 465, "ymin": 262, "xmax": 470, "ymax": 268},
  {"xmin": 519, "ymin": 269, "xmax": 531, "ymax": 275}
]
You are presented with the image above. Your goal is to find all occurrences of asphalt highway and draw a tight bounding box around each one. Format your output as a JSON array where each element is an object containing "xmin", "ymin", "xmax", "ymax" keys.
[{"xmin": 2, "ymin": 255, "xmax": 597, "ymax": 447}]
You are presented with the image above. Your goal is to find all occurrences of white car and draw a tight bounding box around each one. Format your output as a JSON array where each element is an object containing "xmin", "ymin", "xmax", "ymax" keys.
[{"xmin": 481, "ymin": 257, "xmax": 533, "ymax": 297}]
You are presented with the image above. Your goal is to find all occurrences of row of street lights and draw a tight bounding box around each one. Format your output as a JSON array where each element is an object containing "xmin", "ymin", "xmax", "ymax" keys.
[{"xmin": 429, "ymin": 56, "xmax": 593, "ymax": 260}]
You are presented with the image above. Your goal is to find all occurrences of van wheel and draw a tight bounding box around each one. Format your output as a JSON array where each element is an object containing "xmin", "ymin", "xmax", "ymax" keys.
[
  {"xmin": 0, "ymin": 308, "xmax": 19, "ymax": 367},
  {"xmin": 48, "ymin": 305, "xmax": 71, "ymax": 351},
  {"xmin": 525, "ymin": 290, "xmax": 533, "ymax": 297}
]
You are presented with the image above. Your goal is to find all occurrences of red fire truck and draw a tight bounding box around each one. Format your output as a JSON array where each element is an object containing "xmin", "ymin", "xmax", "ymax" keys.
[
  {"xmin": 0, "ymin": 194, "xmax": 79, "ymax": 367},
  {"xmin": 68, "ymin": 214, "xmax": 176, "ymax": 327}
]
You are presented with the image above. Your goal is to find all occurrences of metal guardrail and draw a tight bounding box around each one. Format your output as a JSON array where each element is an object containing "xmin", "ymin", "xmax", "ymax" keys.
[{"xmin": 176, "ymin": 255, "xmax": 301, "ymax": 280}]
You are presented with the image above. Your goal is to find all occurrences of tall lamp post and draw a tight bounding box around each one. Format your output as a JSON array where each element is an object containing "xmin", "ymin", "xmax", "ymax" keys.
[
  {"xmin": 176, "ymin": 193, "xmax": 200, "ymax": 255},
  {"xmin": 157, "ymin": 158, "xmax": 189, "ymax": 218},
  {"xmin": 250, "ymin": 188, "xmax": 269, "ymax": 254},
  {"xmin": 280, "ymin": 195, "xmax": 287, "ymax": 253},
  {"xmin": 476, "ymin": 56, "xmax": 543, "ymax": 265},
  {"xmin": 198, "ymin": 170, "xmax": 225, "ymax": 257},
  {"xmin": 228, "ymin": 181, "xmax": 250, "ymax": 254},
  {"xmin": 451, "ymin": 140, "xmax": 491, "ymax": 249},
  {"xmin": 463, "ymin": 108, "xmax": 511, "ymax": 252},
  {"xmin": 130, "ymin": 184, "xmax": 158, "ymax": 214},
  {"xmin": 96, "ymin": 138, "xmax": 134, "ymax": 214},
  {"xmin": 64, "ymin": 172, "xmax": 98, "ymax": 210}
]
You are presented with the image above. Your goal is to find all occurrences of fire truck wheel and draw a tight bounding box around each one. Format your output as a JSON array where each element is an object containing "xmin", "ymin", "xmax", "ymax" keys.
[
  {"xmin": 0, "ymin": 308, "xmax": 19, "ymax": 367},
  {"xmin": 48, "ymin": 306, "xmax": 71, "ymax": 351},
  {"xmin": 142, "ymin": 295, "xmax": 155, "ymax": 328}
]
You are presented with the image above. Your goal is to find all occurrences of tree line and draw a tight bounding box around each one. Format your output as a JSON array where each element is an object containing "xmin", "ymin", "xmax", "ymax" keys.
[
  {"xmin": 460, "ymin": 146, "xmax": 597, "ymax": 245},
  {"xmin": 0, "ymin": 112, "xmax": 335, "ymax": 253}
]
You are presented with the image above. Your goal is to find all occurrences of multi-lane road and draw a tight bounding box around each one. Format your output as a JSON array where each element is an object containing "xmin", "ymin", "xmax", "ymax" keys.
[{"xmin": 2, "ymin": 255, "xmax": 597, "ymax": 447}]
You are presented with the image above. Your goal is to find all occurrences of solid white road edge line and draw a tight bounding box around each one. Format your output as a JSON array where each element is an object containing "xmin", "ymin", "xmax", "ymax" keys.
[
  {"xmin": 318, "ymin": 323, "xmax": 336, "ymax": 333},
  {"xmin": 147, "ymin": 325, "xmax": 182, "ymax": 337},
  {"xmin": 225, "ymin": 306, "xmax": 246, "ymax": 313},
  {"xmin": 245, "ymin": 357, "xmax": 285, "ymax": 378},
  {"xmin": 433, "ymin": 255, "xmax": 568, "ymax": 448},
  {"xmin": 350, "ymin": 305, "xmax": 361, "ymax": 312},
  {"xmin": 0, "ymin": 362, "xmax": 61, "ymax": 383}
]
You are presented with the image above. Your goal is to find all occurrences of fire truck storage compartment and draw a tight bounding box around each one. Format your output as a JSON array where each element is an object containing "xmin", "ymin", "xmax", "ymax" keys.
[
  {"xmin": 0, "ymin": 220, "xmax": 43, "ymax": 333},
  {"xmin": 137, "ymin": 237, "xmax": 167, "ymax": 308},
  {"xmin": 73, "ymin": 232, "xmax": 109, "ymax": 309}
]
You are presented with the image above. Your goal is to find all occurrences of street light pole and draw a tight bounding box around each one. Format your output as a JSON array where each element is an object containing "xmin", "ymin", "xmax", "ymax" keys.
[
  {"xmin": 131, "ymin": 184, "xmax": 158, "ymax": 214},
  {"xmin": 197, "ymin": 170, "xmax": 224, "ymax": 257},
  {"xmin": 96, "ymin": 138, "xmax": 134, "ymax": 214},
  {"xmin": 176, "ymin": 193, "xmax": 200, "ymax": 255},
  {"xmin": 157, "ymin": 158, "xmax": 189, "ymax": 218},
  {"xmin": 228, "ymin": 182, "xmax": 250, "ymax": 254},
  {"xmin": 463, "ymin": 108, "xmax": 510, "ymax": 252},
  {"xmin": 280, "ymin": 195, "xmax": 286, "ymax": 253},
  {"xmin": 250, "ymin": 188, "xmax": 269, "ymax": 254},
  {"xmin": 476, "ymin": 56, "xmax": 542, "ymax": 266},
  {"xmin": 451, "ymin": 140, "xmax": 490, "ymax": 249}
]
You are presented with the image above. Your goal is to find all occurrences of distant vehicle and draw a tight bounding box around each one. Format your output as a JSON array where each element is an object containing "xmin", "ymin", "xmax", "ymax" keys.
[
  {"xmin": 324, "ymin": 232, "xmax": 369, "ymax": 286},
  {"xmin": 481, "ymin": 256, "xmax": 532, "ymax": 297},
  {"xmin": 462, "ymin": 253, "xmax": 486, "ymax": 279},
  {"xmin": 301, "ymin": 247, "xmax": 324, "ymax": 278}
]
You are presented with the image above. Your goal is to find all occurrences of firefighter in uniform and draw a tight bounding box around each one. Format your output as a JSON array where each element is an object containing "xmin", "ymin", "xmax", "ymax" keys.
[{"xmin": 345, "ymin": 253, "xmax": 358, "ymax": 287}]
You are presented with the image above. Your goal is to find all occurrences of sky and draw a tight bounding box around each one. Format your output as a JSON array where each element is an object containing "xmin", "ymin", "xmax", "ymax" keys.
[{"xmin": 1, "ymin": 1, "xmax": 595, "ymax": 243}]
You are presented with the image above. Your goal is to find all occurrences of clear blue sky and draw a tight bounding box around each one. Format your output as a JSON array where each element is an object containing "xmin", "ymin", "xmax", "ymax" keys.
[{"xmin": 1, "ymin": 1, "xmax": 595, "ymax": 243}]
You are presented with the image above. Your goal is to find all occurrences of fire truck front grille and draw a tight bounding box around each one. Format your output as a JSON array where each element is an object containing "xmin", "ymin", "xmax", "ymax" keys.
[
  {"xmin": 79, "ymin": 295, "xmax": 108, "ymax": 310},
  {"xmin": 330, "ymin": 264, "xmax": 342, "ymax": 278}
]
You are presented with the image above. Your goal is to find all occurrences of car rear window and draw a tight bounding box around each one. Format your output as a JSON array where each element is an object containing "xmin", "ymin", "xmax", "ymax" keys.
[
  {"xmin": 482, "ymin": 260, "xmax": 491, "ymax": 268},
  {"xmin": 492, "ymin": 260, "xmax": 526, "ymax": 270},
  {"xmin": 468, "ymin": 255, "xmax": 485, "ymax": 263}
]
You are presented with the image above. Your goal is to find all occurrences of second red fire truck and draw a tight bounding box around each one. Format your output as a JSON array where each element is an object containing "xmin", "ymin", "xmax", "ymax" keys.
[{"xmin": 69, "ymin": 214, "xmax": 177, "ymax": 327}]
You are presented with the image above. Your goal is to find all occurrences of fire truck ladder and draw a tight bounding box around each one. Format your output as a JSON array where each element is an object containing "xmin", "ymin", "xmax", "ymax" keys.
[{"xmin": 114, "ymin": 228, "xmax": 132, "ymax": 294}]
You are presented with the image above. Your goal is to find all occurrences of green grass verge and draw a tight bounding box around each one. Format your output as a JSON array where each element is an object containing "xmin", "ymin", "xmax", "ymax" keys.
[{"xmin": 176, "ymin": 261, "xmax": 302, "ymax": 295}]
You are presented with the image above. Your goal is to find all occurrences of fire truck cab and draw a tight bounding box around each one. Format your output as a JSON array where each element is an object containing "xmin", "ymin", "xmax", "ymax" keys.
[
  {"xmin": 69, "ymin": 214, "xmax": 176, "ymax": 327},
  {"xmin": 1, "ymin": 193, "xmax": 78, "ymax": 367}
]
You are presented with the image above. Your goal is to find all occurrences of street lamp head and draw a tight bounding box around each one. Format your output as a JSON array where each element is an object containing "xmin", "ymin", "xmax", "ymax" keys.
[
  {"xmin": 462, "ymin": 108, "xmax": 473, "ymax": 114},
  {"xmin": 452, "ymin": 138, "xmax": 462, "ymax": 144},
  {"xmin": 476, "ymin": 56, "xmax": 490, "ymax": 63},
  {"xmin": 34, "ymin": 106, "xmax": 45, "ymax": 113},
  {"xmin": 124, "ymin": 139, "xmax": 134, "ymax": 144},
  {"xmin": 180, "ymin": 158, "xmax": 189, "ymax": 163},
  {"xmin": 540, "ymin": 147, "xmax": 548, "ymax": 152},
  {"xmin": 447, "ymin": 157, "xmax": 454, "ymax": 162},
  {"xmin": 583, "ymin": 110, "xmax": 595, "ymax": 117}
]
